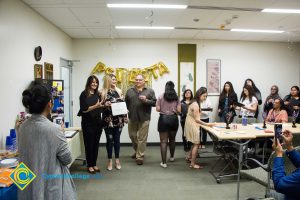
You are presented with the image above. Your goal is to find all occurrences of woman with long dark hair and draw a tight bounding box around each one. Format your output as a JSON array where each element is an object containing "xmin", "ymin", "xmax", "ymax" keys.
[
  {"xmin": 156, "ymin": 81, "xmax": 181, "ymax": 168},
  {"xmin": 184, "ymin": 87, "xmax": 215, "ymax": 169},
  {"xmin": 218, "ymin": 81, "xmax": 238, "ymax": 122},
  {"xmin": 180, "ymin": 89, "xmax": 193, "ymax": 152},
  {"xmin": 101, "ymin": 74, "xmax": 127, "ymax": 171},
  {"xmin": 283, "ymin": 86, "xmax": 300, "ymax": 123},
  {"xmin": 78, "ymin": 75, "xmax": 105, "ymax": 174},
  {"xmin": 19, "ymin": 81, "xmax": 76, "ymax": 200},
  {"xmin": 243, "ymin": 78, "xmax": 262, "ymax": 118},
  {"xmin": 236, "ymin": 85, "xmax": 258, "ymax": 124},
  {"xmin": 199, "ymin": 87, "xmax": 212, "ymax": 149}
]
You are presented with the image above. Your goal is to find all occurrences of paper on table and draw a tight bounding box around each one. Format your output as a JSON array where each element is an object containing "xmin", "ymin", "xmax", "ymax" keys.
[
  {"xmin": 111, "ymin": 102, "xmax": 128, "ymax": 116},
  {"xmin": 64, "ymin": 130, "xmax": 77, "ymax": 138},
  {"xmin": 224, "ymin": 131, "xmax": 245, "ymax": 134}
]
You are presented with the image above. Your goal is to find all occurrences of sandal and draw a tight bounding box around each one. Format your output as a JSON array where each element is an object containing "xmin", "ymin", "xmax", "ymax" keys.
[
  {"xmin": 189, "ymin": 164, "xmax": 203, "ymax": 169},
  {"xmin": 185, "ymin": 156, "xmax": 191, "ymax": 163}
]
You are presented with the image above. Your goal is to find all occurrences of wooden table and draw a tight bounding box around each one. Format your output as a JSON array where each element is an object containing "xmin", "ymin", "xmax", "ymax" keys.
[{"xmin": 201, "ymin": 123, "xmax": 272, "ymax": 200}]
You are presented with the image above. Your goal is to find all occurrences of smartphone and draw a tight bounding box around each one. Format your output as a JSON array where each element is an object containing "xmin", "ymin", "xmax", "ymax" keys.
[{"xmin": 274, "ymin": 124, "xmax": 282, "ymax": 145}]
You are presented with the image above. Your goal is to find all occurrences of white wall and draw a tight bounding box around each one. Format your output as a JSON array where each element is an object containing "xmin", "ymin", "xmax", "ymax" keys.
[
  {"xmin": 72, "ymin": 38, "xmax": 300, "ymax": 143},
  {"xmin": 0, "ymin": 0, "xmax": 73, "ymax": 148}
]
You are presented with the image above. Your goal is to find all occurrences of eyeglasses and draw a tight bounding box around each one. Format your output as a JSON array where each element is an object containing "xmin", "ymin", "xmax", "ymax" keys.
[
  {"xmin": 271, "ymin": 88, "xmax": 277, "ymax": 91},
  {"xmin": 135, "ymin": 79, "xmax": 144, "ymax": 81}
]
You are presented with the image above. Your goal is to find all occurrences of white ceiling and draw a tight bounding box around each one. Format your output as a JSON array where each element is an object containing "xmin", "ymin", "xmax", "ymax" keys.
[{"xmin": 21, "ymin": 0, "xmax": 300, "ymax": 42}]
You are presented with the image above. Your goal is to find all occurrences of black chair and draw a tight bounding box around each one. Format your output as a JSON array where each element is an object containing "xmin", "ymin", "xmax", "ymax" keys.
[{"xmin": 209, "ymin": 132, "xmax": 239, "ymax": 183}]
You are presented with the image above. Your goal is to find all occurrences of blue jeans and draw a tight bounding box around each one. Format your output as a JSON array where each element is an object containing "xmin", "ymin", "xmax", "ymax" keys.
[{"xmin": 105, "ymin": 127, "xmax": 121, "ymax": 159}]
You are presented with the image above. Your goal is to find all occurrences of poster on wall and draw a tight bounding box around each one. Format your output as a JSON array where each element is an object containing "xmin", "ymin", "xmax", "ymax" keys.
[
  {"xmin": 40, "ymin": 79, "xmax": 64, "ymax": 125},
  {"xmin": 206, "ymin": 59, "xmax": 221, "ymax": 95},
  {"xmin": 44, "ymin": 62, "xmax": 53, "ymax": 80},
  {"xmin": 34, "ymin": 64, "xmax": 43, "ymax": 79},
  {"xmin": 179, "ymin": 62, "xmax": 195, "ymax": 96}
]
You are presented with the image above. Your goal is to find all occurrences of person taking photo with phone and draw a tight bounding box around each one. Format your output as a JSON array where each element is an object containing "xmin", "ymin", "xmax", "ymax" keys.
[{"xmin": 271, "ymin": 130, "xmax": 300, "ymax": 200}]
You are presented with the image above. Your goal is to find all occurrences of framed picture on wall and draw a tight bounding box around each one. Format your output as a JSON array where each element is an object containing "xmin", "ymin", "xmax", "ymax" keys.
[
  {"xmin": 206, "ymin": 59, "xmax": 221, "ymax": 95},
  {"xmin": 44, "ymin": 62, "xmax": 53, "ymax": 80},
  {"xmin": 179, "ymin": 62, "xmax": 195, "ymax": 96},
  {"xmin": 34, "ymin": 64, "xmax": 43, "ymax": 79}
]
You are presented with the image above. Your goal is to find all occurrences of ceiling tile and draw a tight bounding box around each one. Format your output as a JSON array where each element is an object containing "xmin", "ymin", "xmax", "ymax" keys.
[
  {"xmin": 169, "ymin": 29, "xmax": 199, "ymax": 39},
  {"xmin": 71, "ymin": 7, "xmax": 112, "ymax": 27},
  {"xmin": 21, "ymin": 0, "xmax": 300, "ymax": 41},
  {"xmin": 62, "ymin": 28, "xmax": 93, "ymax": 38},
  {"xmin": 34, "ymin": 7, "xmax": 82, "ymax": 27},
  {"xmin": 143, "ymin": 30, "xmax": 173, "ymax": 38},
  {"xmin": 88, "ymin": 28, "xmax": 111, "ymax": 38}
]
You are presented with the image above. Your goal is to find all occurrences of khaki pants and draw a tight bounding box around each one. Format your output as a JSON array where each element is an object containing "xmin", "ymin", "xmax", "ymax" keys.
[{"xmin": 128, "ymin": 120, "xmax": 150, "ymax": 160}]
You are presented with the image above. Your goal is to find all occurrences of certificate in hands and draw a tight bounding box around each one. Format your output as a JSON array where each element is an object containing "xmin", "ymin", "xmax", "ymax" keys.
[{"xmin": 111, "ymin": 102, "xmax": 128, "ymax": 116}]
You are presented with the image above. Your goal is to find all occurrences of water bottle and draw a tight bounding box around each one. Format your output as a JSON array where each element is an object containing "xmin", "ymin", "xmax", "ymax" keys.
[
  {"xmin": 5, "ymin": 136, "xmax": 13, "ymax": 152},
  {"xmin": 10, "ymin": 129, "xmax": 17, "ymax": 152},
  {"xmin": 242, "ymin": 114, "xmax": 247, "ymax": 126}
]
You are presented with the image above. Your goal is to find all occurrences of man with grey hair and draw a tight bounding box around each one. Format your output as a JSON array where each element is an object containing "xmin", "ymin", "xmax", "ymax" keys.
[{"xmin": 125, "ymin": 74, "xmax": 156, "ymax": 165}]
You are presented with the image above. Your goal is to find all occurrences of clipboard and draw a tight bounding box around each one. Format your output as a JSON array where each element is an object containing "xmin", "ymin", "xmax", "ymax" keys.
[
  {"xmin": 233, "ymin": 102, "xmax": 245, "ymax": 107},
  {"xmin": 201, "ymin": 108, "xmax": 213, "ymax": 111}
]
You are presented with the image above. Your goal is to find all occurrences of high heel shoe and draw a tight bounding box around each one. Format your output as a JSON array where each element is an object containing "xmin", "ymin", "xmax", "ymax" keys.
[
  {"xmin": 87, "ymin": 167, "xmax": 96, "ymax": 174},
  {"xmin": 115, "ymin": 160, "xmax": 121, "ymax": 170},
  {"xmin": 107, "ymin": 160, "xmax": 113, "ymax": 171}
]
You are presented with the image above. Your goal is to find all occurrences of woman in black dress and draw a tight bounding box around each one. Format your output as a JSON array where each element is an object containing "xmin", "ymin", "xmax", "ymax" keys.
[{"xmin": 78, "ymin": 75, "xmax": 105, "ymax": 174}]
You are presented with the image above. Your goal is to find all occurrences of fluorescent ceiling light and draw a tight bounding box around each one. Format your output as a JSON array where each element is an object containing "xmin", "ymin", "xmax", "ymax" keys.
[
  {"xmin": 116, "ymin": 26, "xmax": 174, "ymax": 30},
  {"xmin": 262, "ymin": 8, "xmax": 300, "ymax": 14},
  {"xmin": 107, "ymin": 4, "xmax": 187, "ymax": 9},
  {"xmin": 231, "ymin": 29, "xmax": 284, "ymax": 33}
]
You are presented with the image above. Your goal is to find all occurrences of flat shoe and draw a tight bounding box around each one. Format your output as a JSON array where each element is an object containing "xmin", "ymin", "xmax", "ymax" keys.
[{"xmin": 87, "ymin": 168, "xmax": 96, "ymax": 174}]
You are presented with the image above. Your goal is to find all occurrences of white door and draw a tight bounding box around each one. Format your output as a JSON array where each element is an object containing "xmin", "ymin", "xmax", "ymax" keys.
[{"xmin": 60, "ymin": 58, "xmax": 73, "ymax": 126}]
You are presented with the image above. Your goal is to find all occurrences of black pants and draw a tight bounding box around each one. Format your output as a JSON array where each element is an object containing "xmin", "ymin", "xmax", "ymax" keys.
[
  {"xmin": 200, "ymin": 118, "xmax": 209, "ymax": 145},
  {"xmin": 181, "ymin": 121, "xmax": 192, "ymax": 152},
  {"xmin": 82, "ymin": 121, "xmax": 102, "ymax": 167},
  {"xmin": 105, "ymin": 127, "xmax": 121, "ymax": 159}
]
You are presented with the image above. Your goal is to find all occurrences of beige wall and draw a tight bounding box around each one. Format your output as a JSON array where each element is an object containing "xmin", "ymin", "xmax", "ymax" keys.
[
  {"xmin": 0, "ymin": 0, "xmax": 73, "ymax": 148},
  {"xmin": 72, "ymin": 38, "xmax": 300, "ymax": 143}
]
